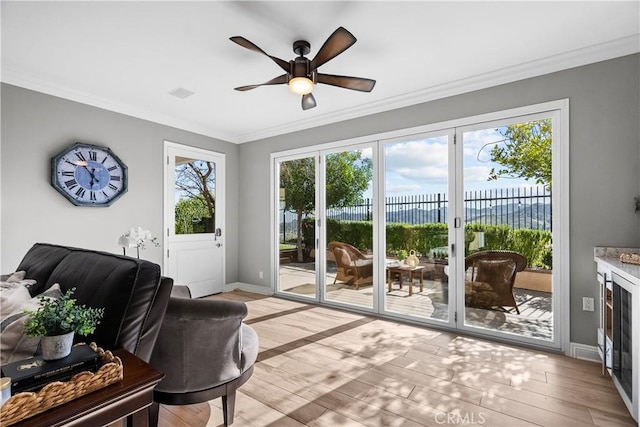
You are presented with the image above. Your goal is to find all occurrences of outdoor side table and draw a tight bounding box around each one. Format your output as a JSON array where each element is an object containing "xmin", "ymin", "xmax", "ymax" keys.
[{"xmin": 387, "ymin": 265, "xmax": 425, "ymax": 296}]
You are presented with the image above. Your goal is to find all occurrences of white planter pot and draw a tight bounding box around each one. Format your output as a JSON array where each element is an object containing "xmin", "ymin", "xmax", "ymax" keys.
[{"xmin": 41, "ymin": 331, "xmax": 74, "ymax": 360}]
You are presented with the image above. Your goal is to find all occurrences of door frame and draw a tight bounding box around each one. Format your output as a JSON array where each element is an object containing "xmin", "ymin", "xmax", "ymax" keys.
[
  {"xmin": 163, "ymin": 140, "xmax": 226, "ymax": 294},
  {"xmin": 270, "ymin": 99, "xmax": 570, "ymax": 353},
  {"xmin": 453, "ymin": 107, "xmax": 567, "ymax": 350}
]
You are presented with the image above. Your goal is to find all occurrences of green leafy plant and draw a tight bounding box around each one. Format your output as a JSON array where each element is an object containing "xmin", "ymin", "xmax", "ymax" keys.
[{"xmin": 23, "ymin": 288, "xmax": 104, "ymax": 337}]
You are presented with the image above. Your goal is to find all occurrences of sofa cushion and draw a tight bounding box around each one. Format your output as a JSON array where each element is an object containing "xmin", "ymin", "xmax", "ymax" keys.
[
  {"xmin": 44, "ymin": 251, "xmax": 162, "ymax": 355},
  {"xmin": 16, "ymin": 245, "xmax": 72, "ymax": 296}
]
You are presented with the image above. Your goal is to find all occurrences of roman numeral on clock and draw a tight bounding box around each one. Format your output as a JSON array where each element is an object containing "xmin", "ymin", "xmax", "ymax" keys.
[
  {"xmin": 75, "ymin": 152, "xmax": 86, "ymax": 162},
  {"xmin": 110, "ymin": 175, "xmax": 121, "ymax": 181},
  {"xmin": 89, "ymin": 191, "xmax": 96, "ymax": 201},
  {"xmin": 89, "ymin": 151, "xmax": 97, "ymax": 161},
  {"xmin": 75, "ymin": 187, "xmax": 86, "ymax": 198},
  {"xmin": 65, "ymin": 179, "xmax": 78, "ymax": 189},
  {"xmin": 61, "ymin": 171, "xmax": 74, "ymax": 177}
]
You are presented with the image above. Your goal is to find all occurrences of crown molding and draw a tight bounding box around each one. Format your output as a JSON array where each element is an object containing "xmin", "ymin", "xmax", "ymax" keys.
[
  {"xmin": 0, "ymin": 66, "xmax": 237, "ymax": 143},
  {"xmin": 235, "ymin": 34, "xmax": 640, "ymax": 143},
  {"xmin": 2, "ymin": 34, "xmax": 638, "ymax": 144}
]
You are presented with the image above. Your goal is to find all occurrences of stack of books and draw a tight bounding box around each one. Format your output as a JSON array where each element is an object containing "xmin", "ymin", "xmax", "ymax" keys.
[{"xmin": 1, "ymin": 344, "xmax": 101, "ymax": 394}]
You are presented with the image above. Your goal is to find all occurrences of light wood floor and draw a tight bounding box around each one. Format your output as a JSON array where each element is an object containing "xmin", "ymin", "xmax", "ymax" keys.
[{"xmin": 158, "ymin": 291, "xmax": 636, "ymax": 427}]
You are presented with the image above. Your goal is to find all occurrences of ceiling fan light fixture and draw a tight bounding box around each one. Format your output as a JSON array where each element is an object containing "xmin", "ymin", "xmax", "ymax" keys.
[{"xmin": 288, "ymin": 77, "xmax": 313, "ymax": 95}]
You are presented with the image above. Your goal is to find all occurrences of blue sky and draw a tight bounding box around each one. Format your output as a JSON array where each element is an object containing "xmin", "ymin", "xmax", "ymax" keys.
[{"xmin": 361, "ymin": 126, "xmax": 544, "ymax": 199}]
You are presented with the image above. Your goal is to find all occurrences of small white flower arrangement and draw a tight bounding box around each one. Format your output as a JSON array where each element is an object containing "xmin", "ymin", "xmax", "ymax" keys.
[{"xmin": 118, "ymin": 227, "xmax": 160, "ymax": 258}]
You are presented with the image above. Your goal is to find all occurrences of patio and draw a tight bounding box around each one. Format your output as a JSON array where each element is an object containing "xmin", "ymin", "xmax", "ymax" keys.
[{"xmin": 279, "ymin": 262, "xmax": 553, "ymax": 341}]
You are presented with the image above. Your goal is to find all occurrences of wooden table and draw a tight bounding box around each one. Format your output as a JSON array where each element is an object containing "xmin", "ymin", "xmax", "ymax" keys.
[
  {"xmin": 11, "ymin": 349, "xmax": 164, "ymax": 427},
  {"xmin": 387, "ymin": 265, "xmax": 425, "ymax": 296}
]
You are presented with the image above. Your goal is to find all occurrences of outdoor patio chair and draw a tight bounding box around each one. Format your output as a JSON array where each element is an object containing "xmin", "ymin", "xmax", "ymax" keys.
[
  {"xmin": 327, "ymin": 241, "xmax": 374, "ymax": 289},
  {"xmin": 464, "ymin": 250, "xmax": 527, "ymax": 314}
]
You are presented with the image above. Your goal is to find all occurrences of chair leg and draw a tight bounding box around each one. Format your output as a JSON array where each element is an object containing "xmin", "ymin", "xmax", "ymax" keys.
[
  {"xmin": 222, "ymin": 391, "xmax": 237, "ymax": 426},
  {"xmin": 149, "ymin": 402, "xmax": 160, "ymax": 427}
]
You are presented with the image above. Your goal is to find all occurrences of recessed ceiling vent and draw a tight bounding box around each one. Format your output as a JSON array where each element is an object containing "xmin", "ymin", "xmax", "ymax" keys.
[{"xmin": 169, "ymin": 87, "xmax": 195, "ymax": 99}]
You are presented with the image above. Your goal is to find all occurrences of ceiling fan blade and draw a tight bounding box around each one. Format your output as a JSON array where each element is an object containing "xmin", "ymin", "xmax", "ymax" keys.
[
  {"xmin": 317, "ymin": 73, "xmax": 376, "ymax": 92},
  {"xmin": 309, "ymin": 27, "xmax": 357, "ymax": 71},
  {"xmin": 302, "ymin": 93, "xmax": 317, "ymax": 110},
  {"xmin": 234, "ymin": 74, "xmax": 288, "ymax": 91},
  {"xmin": 230, "ymin": 36, "xmax": 290, "ymax": 73}
]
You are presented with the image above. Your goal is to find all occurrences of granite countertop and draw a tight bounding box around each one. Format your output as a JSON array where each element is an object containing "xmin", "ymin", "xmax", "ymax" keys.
[{"xmin": 594, "ymin": 247, "xmax": 640, "ymax": 285}]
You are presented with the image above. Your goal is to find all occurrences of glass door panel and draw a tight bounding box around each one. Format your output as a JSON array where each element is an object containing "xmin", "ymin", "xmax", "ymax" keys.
[
  {"xmin": 277, "ymin": 156, "xmax": 317, "ymax": 299},
  {"xmin": 323, "ymin": 147, "xmax": 374, "ymax": 309},
  {"xmin": 461, "ymin": 118, "xmax": 554, "ymax": 342},
  {"xmin": 382, "ymin": 134, "xmax": 451, "ymax": 322}
]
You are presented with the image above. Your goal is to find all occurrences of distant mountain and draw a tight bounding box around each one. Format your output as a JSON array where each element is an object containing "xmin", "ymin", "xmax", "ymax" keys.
[{"xmin": 281, "ymin": 201, "xmax": 552, "ymax": 231}]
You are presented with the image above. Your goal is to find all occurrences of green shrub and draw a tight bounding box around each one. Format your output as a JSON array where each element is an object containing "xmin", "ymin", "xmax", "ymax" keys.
[{"xmin": 301, "ymin": 217, "xmax": 552, "ymax": 269}]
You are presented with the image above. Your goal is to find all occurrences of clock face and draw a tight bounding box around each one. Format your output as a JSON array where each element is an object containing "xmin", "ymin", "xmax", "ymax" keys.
[{"xmin": 51, "ymin": 142, "xmax": 128, "ymax": 206}]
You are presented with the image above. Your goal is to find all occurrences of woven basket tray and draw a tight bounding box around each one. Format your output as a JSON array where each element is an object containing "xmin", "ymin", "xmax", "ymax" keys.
[
  {"xmin": 620, "ymin": 253, "xmax": 640, "ymax": 265},
  {"xmin": 0, "ymin": 343, "xmax": 123, "ymax": 426}
]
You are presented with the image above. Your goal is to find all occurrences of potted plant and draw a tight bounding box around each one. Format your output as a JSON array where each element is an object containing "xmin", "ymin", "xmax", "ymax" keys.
[{"xmin": 23, "ymin": 288, "xmax": 104, "ymax": 360}]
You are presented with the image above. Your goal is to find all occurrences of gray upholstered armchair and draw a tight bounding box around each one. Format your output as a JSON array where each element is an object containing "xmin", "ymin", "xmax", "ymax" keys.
[{"xmin": 149, "ymin": 286, "xmax": 259, "ymax": 426}]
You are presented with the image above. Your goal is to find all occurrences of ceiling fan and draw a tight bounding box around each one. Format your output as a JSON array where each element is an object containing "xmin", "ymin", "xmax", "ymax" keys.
[{"xmin": 230, "ymin": 27, "xmax": 376, "ymax": 110}]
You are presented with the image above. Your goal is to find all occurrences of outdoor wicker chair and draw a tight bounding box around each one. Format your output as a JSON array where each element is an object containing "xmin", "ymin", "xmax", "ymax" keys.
[
  {"xmin": 327, "ymin": 242, "xmax": 374, "ymax": 289},
  {"xmin": 464, "ymin": 250, "xmax": 527, "ymax": 314}
]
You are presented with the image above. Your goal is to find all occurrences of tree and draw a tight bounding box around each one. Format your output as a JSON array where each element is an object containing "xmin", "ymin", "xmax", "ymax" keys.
[
  {"xmin": 281, "ymin": 152, "xmax": 373, "ymax": 262},
  {"xmin": 175, "ymin": 161, "xmax": 216, "ymax": 233},
  {"xmin": 175, "ymin": 195, "xmax": 210, "ymax": 234},
  {"xmin": 488, "ymin": 119, "xmax": 552, "ymax": 189}
]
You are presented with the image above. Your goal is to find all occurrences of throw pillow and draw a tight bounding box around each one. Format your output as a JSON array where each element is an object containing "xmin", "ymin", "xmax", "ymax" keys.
[
  {"xmin": 474, "ymin": 259, "xmax": 516, "ymax": 294},
  {"xmin": 0, "ymin": 271, "xmax": 26, "ymax": 282},
  {"xmin": 0, "ymin": 270, "xmax": 37, "ymax": 295},
  {"xmin": 0, "ymin": 285, "xmax": 32, "ymax": 323},
  {"xmin": 0, "ymin": 283, "xmax": 63, "ymax": 364}
]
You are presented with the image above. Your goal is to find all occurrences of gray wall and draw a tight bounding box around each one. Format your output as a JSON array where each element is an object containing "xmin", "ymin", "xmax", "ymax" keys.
[
  {"xmin": 238, "ymin": 54, "xmax": 640, "ymax": 346},
  {"xmin": 0, "ymin": 84, "xmax": 240, "ymax": 283}
]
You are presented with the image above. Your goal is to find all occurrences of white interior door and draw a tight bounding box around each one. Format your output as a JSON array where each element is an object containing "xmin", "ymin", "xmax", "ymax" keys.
[{"xmin": 164, "ymin": 141, "xmax": 225, "ymax": 298}]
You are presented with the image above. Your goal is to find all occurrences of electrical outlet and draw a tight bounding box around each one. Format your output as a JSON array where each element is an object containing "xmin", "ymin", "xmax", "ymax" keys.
[
  {"xmin": 582, "ymin": 297, "xmax": 594, "ymax": 312},
  {"xmin": 259, "ymin": 271, "xmax": 264, "ymax": 279}
]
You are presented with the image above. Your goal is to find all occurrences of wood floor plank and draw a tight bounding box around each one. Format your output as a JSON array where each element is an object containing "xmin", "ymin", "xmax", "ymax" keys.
[
  {"xmin": 480, "ymin": 392, "xmax": 590, "ymax": 427},
  {"xmin": 181, "ymin": 291, "xmax": 637, "ymax": 427}
]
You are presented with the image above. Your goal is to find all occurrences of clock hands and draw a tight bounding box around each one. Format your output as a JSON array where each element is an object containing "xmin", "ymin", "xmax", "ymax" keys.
[{"xmin": 81, "ymin": 165, "xmax": 102, "ymax": 188}]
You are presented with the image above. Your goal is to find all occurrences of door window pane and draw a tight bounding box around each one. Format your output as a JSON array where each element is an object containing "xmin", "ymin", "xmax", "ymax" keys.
[
  {"xmin": 324, "ymin": 148, "xmax": 374, "ymax": 309},
  {"xmin": 462, "ymin": 119, "xmax": 553, "ymax": 341},
  {"xmin": 383, "ymin": 136, "xmax": 450, "ymax": 321},
  {"xmin": 174, "ymin": 158, "xmax": 216, "ymax": 235},
  {"xmin": 277, "ymin": 157, "xmax": 316, "ymax": 298}
]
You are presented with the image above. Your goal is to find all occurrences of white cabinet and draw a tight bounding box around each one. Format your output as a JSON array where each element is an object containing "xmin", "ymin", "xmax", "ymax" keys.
[{"xmin": 595, "ymin": 248, "xmax": 640, "ymax": 423}]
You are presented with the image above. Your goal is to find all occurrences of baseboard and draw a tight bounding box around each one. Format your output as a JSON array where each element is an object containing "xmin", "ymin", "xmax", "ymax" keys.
[
  {"xmin": 570, "ymin": 342, "xmax": 600, "ymax": 362},
  {"xmin": 224, "ymin": 282, "xmax": 273, "ymax": 295}
]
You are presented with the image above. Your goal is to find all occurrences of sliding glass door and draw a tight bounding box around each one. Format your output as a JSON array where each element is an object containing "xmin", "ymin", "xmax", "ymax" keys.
[
  {"xmin": 273, "ymin": 102, "xmax": 565, "ymax": 350},
  {"xmin": 381, "ymin": 131, "xmax": 454, "ymax": 325},
  {"xmin": 457, "ymin": 114, "xmax": 556, "ymax": 345},
  {"xmin": 322, "ymin": 146, "xmax": 375, "ymax": 310},
  {"xmin": 276, "ymin": 155, "xmax": 317, "ymax": 300}
]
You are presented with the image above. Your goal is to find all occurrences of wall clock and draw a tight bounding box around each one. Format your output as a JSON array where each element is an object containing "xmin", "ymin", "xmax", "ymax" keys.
[{"xmin": 51, "ymin": 142, "xmax": 128, "ymax": 206}]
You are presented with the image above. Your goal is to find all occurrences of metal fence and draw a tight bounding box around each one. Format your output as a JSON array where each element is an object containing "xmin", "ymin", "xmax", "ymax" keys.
[{"xmin": 281, "ymin": 186, "xmax": 551, "ymax": 241}]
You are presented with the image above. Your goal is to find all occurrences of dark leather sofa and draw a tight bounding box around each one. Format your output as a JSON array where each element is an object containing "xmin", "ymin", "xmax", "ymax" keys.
[{"xmin": 15, "ymin": 243, "xmax": 173, "ymax": 362}]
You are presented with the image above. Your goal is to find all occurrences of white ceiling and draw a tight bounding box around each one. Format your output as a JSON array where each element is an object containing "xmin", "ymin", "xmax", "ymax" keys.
[{"xmin": 2, "ymin": 1, "xmax": 639, "ymax": 143}]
